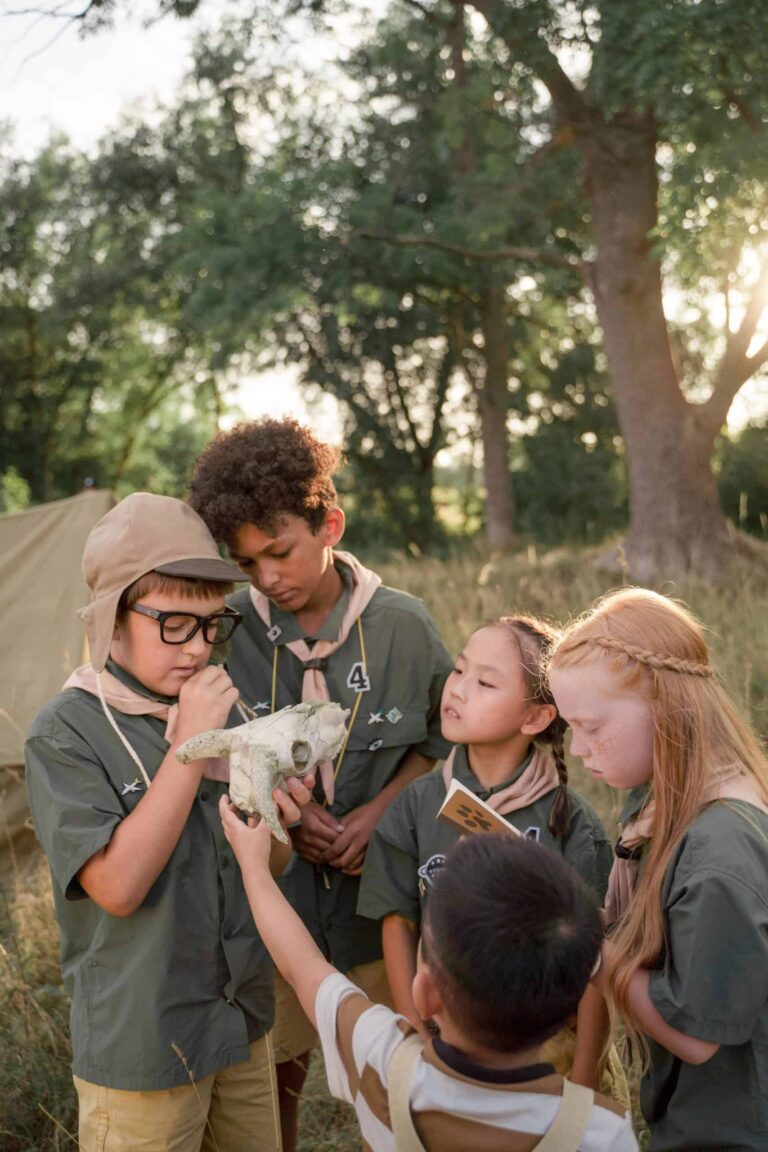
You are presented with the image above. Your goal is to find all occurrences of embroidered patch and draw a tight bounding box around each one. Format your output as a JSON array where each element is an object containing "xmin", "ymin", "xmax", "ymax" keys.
[
  {"xmin": 266, "ymin": 624, "xmax": 282, "ymax": 643},
  {"xmin": 368, "ymin": 738, "xmax": 384, "ymax": 752},
  {"xmin": 121, "ymin": 777, "xmax": 142, "ymax": 796},
  {"xmin": 524, "ymin": 826, "xmax": 542, "ymax": 842},
  {"xmin": 346, "ymin": 661, "xmax": 371, "ymax": 693},
  {"xmin": 385, "ymin": 707, "xmax": 403, "ymax": 725},
  {"xmin": 417, "ymin": 854, "xmax": 446, "ymax": 888},
  {"xmin": 368, "ymin": 711, "xmax": 384, "ymax": 725}
]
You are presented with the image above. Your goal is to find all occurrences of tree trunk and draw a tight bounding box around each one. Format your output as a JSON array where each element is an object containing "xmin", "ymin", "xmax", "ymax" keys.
[
  {"xmin": 584, "ymin": 121, "xmax": 734, "ymax": 582},
  {"xmin": 478, "ymin": 279, "xmax": 514, "ymax": 551}
]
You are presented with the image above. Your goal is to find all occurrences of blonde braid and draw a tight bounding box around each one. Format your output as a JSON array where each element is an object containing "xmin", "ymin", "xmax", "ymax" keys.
[{"xmin": 590, "ymin": 635, "xmax": 714, "ymax": 678}]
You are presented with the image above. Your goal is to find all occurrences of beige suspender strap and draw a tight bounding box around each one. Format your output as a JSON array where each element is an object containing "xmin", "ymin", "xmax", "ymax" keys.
[
  {"xmin": 387, "ymin": 1033, "xmax": 427, "ymax": 1152},
  {"xmin": 534, "ymin": 1079, "xmax": 595, "ymax": 1152},
  {"xmin": 388, "ymin": 1040, "xmax": 593, "ymax": 1152}
]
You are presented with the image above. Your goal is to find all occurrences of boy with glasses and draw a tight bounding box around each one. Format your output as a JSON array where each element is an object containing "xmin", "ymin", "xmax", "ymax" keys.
[{"xmin": 25, "ymin": 492, "xmax": 312, "ymax": 1152}]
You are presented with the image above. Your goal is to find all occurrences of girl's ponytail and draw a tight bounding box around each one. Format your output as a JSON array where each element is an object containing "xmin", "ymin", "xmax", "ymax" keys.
[{"xmin": 546, "ymin": 712, "xmax": 571, "ymax": 838}]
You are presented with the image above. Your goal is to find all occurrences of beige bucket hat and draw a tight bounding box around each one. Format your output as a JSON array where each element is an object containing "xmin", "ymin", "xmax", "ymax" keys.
[{"xmin": 78, "ymin": 492, "xmax": 247, "ymax": 672}]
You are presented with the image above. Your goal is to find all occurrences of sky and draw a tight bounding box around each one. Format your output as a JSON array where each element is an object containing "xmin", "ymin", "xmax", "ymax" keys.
[{"xmin": 1, "ymin": 0, "xmax": 765, "ymax": 435}]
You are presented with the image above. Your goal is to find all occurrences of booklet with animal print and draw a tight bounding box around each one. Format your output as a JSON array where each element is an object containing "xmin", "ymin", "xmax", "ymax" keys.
[{"xmin": 436, "ymin": 778, "xmax": 522, "ymax": 838}]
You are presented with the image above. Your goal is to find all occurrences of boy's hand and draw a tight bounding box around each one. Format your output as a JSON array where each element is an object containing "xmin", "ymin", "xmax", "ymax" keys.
[
  {"xmin": 220, "ymin": 795, "xmax": 272, "ymax": 868},
  {"xmin": 219, "ymin": 776, "xmax": 316, "ymax": 865},
  {"xmin": 273, "ymin": 773, "xmax": 316, "ymax": 828},
  {"xmin": 320, "ymin": 800, "xmax": 379, "ymax": 874},
  {"xmin": 289, "ymin": 801, "xmax": 345, "ymax": 864},
  {"xmin": 176, "ymin": 665, "xmax": 239, "ymax": 741}
]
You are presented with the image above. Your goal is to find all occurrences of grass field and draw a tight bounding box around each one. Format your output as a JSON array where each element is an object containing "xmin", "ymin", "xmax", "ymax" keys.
[{"xmin": 2, "ymin": 547, "xmax": 767, "ymax": 1150}]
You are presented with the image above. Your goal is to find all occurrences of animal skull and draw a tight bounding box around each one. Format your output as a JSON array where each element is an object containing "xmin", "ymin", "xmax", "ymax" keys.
[{"xmin": 175, "ymin": 701, "xmax": 349, "ymax": 842}]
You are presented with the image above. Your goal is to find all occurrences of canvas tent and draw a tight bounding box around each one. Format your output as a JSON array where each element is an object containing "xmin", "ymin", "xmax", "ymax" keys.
[{"xmin": 0, "ymin": 489, "xmax": 114, "ymax": 855}]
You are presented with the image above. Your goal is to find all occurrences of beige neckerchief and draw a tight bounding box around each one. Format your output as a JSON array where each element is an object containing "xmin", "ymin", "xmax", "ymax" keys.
[
  {"xmin": 249, "ymin": 550, "xmax": 381, "ymax": 804},
  {"xmin": 442, "ymin": 744, "xmax": 559, "ymax": 816},
  {"xmin": 63, "ymin": 664, "xmax": 229, "ymax": 783},
  {"xmin": 605, "ymin": 762, "xmax": 768, "ymax": 924}
]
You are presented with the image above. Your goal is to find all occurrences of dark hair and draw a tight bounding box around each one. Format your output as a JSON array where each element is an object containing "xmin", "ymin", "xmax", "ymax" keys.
[
  {"xmin": 116, "ymin": 573, "xmax": 234, "ymax": 623},
  {"xmin": 423, "ymin": 835, "xmax": 602, "ymax": 1053},
  {"xmin": 492, "ymin": 616, "xmax": 571, "ymax": 836},
  {"xmin": 188, "ymin": 418, "xmax": 341, "ymax": 540}
]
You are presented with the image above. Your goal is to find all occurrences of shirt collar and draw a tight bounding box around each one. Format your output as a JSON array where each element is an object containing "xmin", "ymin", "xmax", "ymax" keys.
[
  {"xmin": 432, "ymin": 1036, "xmax": 555, "ymax": 1085},
  {"xmin": 105, "ymin": 658, "xmax": 179, "ymax": 706},
  {"xmin": 619, "ymin": 783, "xmax": 651, "ymax": 825},
  {"xmin": 452, "ymin": 743, "xmax": 535, "ymax": 799}
]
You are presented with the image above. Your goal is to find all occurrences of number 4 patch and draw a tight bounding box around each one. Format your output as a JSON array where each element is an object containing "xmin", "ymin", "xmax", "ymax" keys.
[{"xmin": 346, "ymin": 661, "xmax": 371, "ymax": 693}]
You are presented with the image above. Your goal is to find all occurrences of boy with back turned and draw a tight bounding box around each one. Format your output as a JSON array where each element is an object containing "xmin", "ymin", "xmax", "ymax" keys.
[{"xmin": 220, "ymin": 806, "xmax": 639, "ymax": 1152}]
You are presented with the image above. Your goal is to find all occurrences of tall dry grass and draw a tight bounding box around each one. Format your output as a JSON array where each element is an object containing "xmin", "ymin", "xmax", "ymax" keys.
[
  {"xmin": 2, "ymin": 547, "xmax": 766, "ymax": 1151},
  {"xmin": 0, "ymin": 851, "xmax": 75, "ymax": 1151}
]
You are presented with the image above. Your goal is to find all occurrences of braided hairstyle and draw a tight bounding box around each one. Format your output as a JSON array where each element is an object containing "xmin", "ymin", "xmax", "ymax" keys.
[
  {"xmin": 549, "ymin": 587, "xmax": 768, "ymax": 1062},
  {"xmin": 494, "ymin": 615, "xmax": 571, "ymax": 838}
]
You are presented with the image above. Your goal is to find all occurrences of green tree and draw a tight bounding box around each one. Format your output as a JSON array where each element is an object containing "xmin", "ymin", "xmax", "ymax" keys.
[
  {"xmin": 409, "ymin": 0, "xmax": 768, "ymax": 579},
  {"xmin": 716, "ymin": 419, "xmax": 768, "ymax": 540},
  {"xmin": 0, "ymin": 130, "xmax": 223, "ymax": 501}
]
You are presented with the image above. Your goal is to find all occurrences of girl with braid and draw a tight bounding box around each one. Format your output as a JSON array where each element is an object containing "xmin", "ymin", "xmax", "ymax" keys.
[
  {"xmin": 549, "ymin": 588, "xmax": 768, "ymax": 1151},
  {"xmin": 360, "ymin": 615, "xmax": 625, "ymax": 1097}
]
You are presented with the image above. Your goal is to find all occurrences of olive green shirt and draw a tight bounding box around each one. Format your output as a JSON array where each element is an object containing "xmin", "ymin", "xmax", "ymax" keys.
[
  {"xmin": 357, "ymin": 743, "xmax": 613, "ymax": 924},
  {"xmin": 642, "ymin": 801, "xmax": 768, "ymax": 1152},
  {"xmin": 25, "ymin": 662, "xmax": 273, "ymax": 1091},
  {"xmin": 226, "ymin": 566, "xmax": 453, "ymax": 970}
]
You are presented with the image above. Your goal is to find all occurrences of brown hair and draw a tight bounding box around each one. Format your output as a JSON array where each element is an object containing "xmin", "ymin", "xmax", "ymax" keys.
[
  {"xmin": 188, "ymin": 418, "xmax": 341, "ymax": 541},
  {"xmin": 549, "ymin": 587, "xmax": 768, "ymax": 1053},
  {"xmin": 492, "ymin": 616, "xmax": 571, "ymax": 837},
  {"xmin": 116, "ymin": 573, "xmax": 234, "ymax": 623}
]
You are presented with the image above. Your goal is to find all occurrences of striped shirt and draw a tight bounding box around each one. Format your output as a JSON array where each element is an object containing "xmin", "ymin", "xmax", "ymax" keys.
[{"xmin": 316, "ymin": 974, "xmax": 637, "ymax": 1152}]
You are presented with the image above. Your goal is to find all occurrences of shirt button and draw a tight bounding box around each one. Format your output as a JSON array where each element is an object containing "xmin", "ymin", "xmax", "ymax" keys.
[
  {"xmin": 200, "ymin": 789, "xmax": 210, "ymax": 802},
  {"xmin": 221, "ymin": 855, "xmax": 230, "ymax": 869}
]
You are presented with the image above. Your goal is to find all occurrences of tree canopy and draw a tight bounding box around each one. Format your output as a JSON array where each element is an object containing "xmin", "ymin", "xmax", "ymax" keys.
[{"xmin": 2, "ymin": 0, "xmax": 768, "ymax": 573}]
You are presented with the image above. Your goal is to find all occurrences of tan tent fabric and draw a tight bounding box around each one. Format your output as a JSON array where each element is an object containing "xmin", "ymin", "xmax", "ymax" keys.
[{"xmin": 0, "ymin": 489, "xmax": 114, "ymax": 770}]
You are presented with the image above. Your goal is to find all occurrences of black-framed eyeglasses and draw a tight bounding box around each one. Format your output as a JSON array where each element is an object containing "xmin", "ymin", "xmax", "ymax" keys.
[{"xmin": 129, "ymin": 603, "xmax": 243, "ymax": 645}]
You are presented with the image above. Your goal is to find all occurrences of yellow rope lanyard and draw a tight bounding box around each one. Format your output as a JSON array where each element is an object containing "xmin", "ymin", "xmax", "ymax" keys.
[{"xmin": 270, "ymin": 615, "xmax": 368, "ymax": 801}]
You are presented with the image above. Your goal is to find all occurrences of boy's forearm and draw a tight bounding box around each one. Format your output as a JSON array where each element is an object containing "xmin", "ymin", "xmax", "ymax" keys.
[
  {"xmin": 77, "ymin": 747, "xmax": 204, "ymax": 916},
  {"xmin": 240, "ymin": 860, "xmax": 335, "ymax": 1026},
  {"xmin": 571, "ymin": 982, "xmax": 609, "ymax": 1089},
  {"xmin": 375, "ymin": 750, "xmax": 434, "ymax": 813},
  {"xmin": 382, "ymin": 914, "xmax": 423, "ymax": 1032},
  {"xmin": 268, "ymin": 835, "xmax": 293, "ymax": 878}
]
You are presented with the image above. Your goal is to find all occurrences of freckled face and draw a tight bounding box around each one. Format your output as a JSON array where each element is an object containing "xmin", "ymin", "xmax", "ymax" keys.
[{"xmin": 549, "ymin": 661, "xmax": 655, "ymax": 791}]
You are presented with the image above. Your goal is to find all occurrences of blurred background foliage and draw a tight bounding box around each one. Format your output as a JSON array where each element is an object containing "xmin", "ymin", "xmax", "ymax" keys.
[{"xmin": 1, "ymin": 0, "xmax": 767, "ymax": 561}]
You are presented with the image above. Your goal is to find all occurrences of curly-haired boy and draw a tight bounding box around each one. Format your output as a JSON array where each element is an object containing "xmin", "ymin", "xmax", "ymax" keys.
[{"xmin": 189, "ymin": 418, "xmax": 453, "ymax": 1152}]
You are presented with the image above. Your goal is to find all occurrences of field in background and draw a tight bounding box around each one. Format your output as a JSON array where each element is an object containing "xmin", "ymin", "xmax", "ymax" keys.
[{"xmin": 2, "ymin": 548, "xmax": 767, "ymax": 1151}]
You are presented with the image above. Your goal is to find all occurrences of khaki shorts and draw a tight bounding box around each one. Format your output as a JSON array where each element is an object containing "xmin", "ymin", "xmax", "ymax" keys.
[
  {"xmin": 74, "ymin": 1034, "xmax": 281, "ymax": 1152},
  {"xmin": 271, "ymin": 959, "xmax": 394, "ymax": 1065}
]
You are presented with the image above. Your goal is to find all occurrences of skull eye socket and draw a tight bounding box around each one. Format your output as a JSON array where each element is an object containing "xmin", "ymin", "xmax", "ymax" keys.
[{"xmin": 291, "ymin": 740, "xmax": 311, "ymax": 765}]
